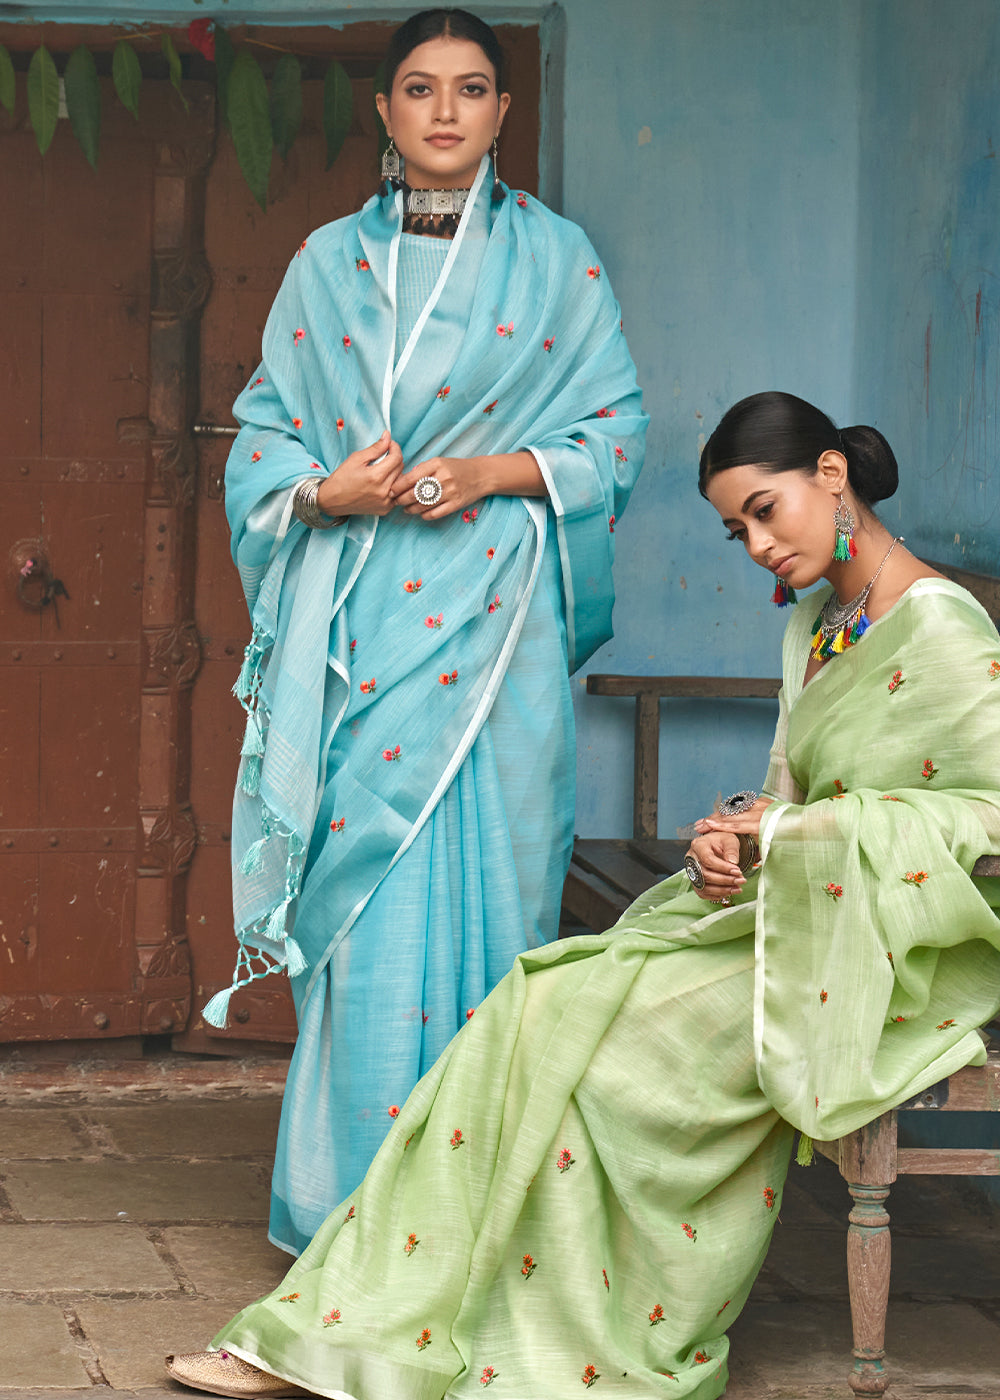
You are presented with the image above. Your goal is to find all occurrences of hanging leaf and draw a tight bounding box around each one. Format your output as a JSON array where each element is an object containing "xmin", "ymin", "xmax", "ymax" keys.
[
  {"xmin": 270, "ymin": 53, "xmax": 302, "ymax": 160},
  {"xmin": 372, "ymin": 59, "xmax": 390, "ymax": 171},
  {"xmin": 323, "ymin": 60, "xmax": 352, "ymax": 170},
  {"xmin": 0, "ymin": 45, "xmax": 15, "ymax": 116},
  {"xmin": 112, "ymin": 41, "xmax": 141, "ymax": 119},
  {"xmin": 214, "ymin": 25, "xmax": 235, "ymax": 128},
  {"xmin": 64, "ymin": 46, "xmax": 101, "ymax": 169},
  {"xmin": 228, "ymin": 52, "xmax": 272, "ymax": 210},
  {"xmin": 162, "ymin": 32, "xmax": 189, "ymax": 114},
  {"xmin": 27, "ymin": 46, "xmax": 59, "ymax": 156}
]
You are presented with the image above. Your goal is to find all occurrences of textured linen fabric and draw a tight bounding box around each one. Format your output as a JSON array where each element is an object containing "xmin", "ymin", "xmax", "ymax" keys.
[
  {"xmin": 210, "ymin": 579, "xmax": 1000, "ymax": 1397},
  {"xmin": 214, "ymin": 156, "xmax": 648, "ymax": 1252}
]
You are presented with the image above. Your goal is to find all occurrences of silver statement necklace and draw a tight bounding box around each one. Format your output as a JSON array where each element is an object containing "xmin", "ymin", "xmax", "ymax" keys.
[
  {"xmin": 405, "ymin": 187, "xmax": 470, "ymax": 216},
  {"xmin": 810, "ymin": 536, "xmax": 904, "ymax": 661}
]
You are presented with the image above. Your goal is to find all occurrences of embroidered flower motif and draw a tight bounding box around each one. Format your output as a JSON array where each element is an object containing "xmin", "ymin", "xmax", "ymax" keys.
[
  {"xmin": 892, "ymin": 1015, "xmax": 906, "ymax": 1023},
  {"xmin": 330, "ymin": 817, "xmax": 345, "ymax": 833},
  {"xmin": 416, "ymin": 1328, "xmax": 432, "ymax": 1350},
  {"xmin": 763, "ymin": 1187, "xmax": 775, "ymax": 1210},
  {"xmin": 297, "ymin": 240, "xmax": 307, "ymax": 257},
  {"xmin": 483, "ymin": 400, "xmax": 498, "ymax": 415},
  {"xmin": 486, "ymin": 547, "xmax": 495, "ymax": 559},
  {"xmin": 462, "ymin": 508, "xmax": 478, "ymax": 524},
  {"xmin": 450, "ymin": 1129, "xmax": 465, "ymax": 1150},
  {"xmin": 437, "ymin": 386, "xmax": 451, "ymax": 399},
  {"xmin": 425, "ymin": 613, "xmax": 443, "ymax": 629},
  {"xmin": 404, "ymin": 1132, "xmax": 415, "ymax": 1148},
  {"xmin": 819, "ymin": 990, "xmax": 828, "ymax": 1004},
  {"xmin": 602, "ymin": 1268, "xmax": 610, "ymax": 1291},
  {"xmin": 251, "ymin": 451, "xmax": 262, "ymax": 463},
  {"xmin": 322, "ymin": 1308, "xmax": 342, "ymax": 1326},
  {"xmin": 516, "ymin": 192, "xmax": 528, "ymax": 207},
  {"xmin": 252, "ymin": 376, "xmax": 264, "ymax": 387},
  {"xmin": 404, "ymin": 1232, "xmax": 419, "ymax": 1255},
  {"xmin": 990, "ymin": 660, "xmax": 1000, "ymax": 681},
  {"xmin": 587, "ymin": 265, "xmax": 601, "ymax": 280},
  {"xmin": 716, "ymin": 1299, "xmax": 730, "ymax": 1316},
  {"xmin": 388, "ymin": 1104, "xmax": 400, "ymax": 1116},
  {"xmin": 438, "ymin": 670, "xmax": 459, "ymax": 686},
  {"xmin": 466, "ymin": 1007, "xmax": 475, "ymax": 1020},
  {"xmin": 575, "ymin": 436, "xmax": 587, "ymax": 445},
  {"xmin": 543, "ymin": 337, "xmax": 555, "ymax": 352},
  {"xmin": 279, "ymin": 1292, "xmax": 300, "ymax": 1302},
  {"xmin": 937, "ymin": 1018, "xmax": 956, "ymax": 1030},
  {"xmin": 496, "ymin": 323, "xmax": 514, "ymax": 338},
  {"xmin": 902, "ymin": 870, "xmax": 929, "ymax": 888},
  {"xmin": 922, "ymin": 758, "xmax": 938, "ymax": 780},
  {"xmin": 422, "ymin": 1011, "xmax": 429, "ymax": 1024},
  {"xmin": 834, "ymin": 779, "xmax": 845, "ymax": 794},
  {"xmin": 824, "ymin": 883, "xmax": 843, "ymax": 900},
  {"xmin": 881, "ymin": 793, "xmax": 901, "ymax": 801},
  {"xmin": 404, "ymin": 579, "xmax": 422, "ymax": 593},
  {"xmin": 336, "ymin": 418, "xmax": 345, "ymax": 431},
  {"xmin": 344, "ymin": 1204, "xmax": 355, "ymax": 1221},
  {"xmin": 383, "ymin": 745, "xmax": 401, "ymax": 761},
  {"xmin": 888, "ymin": 669, "xmax": 905, "ymax": 693},
  {"xmin": 350, "ymin": 638, "xmax": 357, "ymax": 653},
  {"xmin": 488, "ymin": 594, "xmax": 502, "ymax": 614},
  {"xmin": 342, "ymin": 335, "xmax": 351, "ymax": 350},
  {"xmin": 521, "ymin": 1253, "xmax": 536, "ymax": 1279},
  {"xmin": 608, "ymin": 516, "xmax": 615, "ymax": 533},
  {"xmin": 293, "ymin": 328, "xmax": 305, "ymax": 345},
  {"xmin": 681, "ymin": 1222, "xmax": 697, "ymax": 1242},
  {"xmin": 359, "ymin": 678, "xmax": 376, "ymax": 694},
  {"xmin": 310, "ymin": 461, "xmax": 322, "ymax": 470},
  {"xmin": 614, "ymin": 446, "xmax": 627, "ymax": 463},
  {"xmin": 596, "ymin": 406, "xmax": 617, "ymax": 418},
  {"xmin": 582, "ymin": 1364, "xmax": 600, "ymax": 1387},
  {"xmin": 480, "ymin": 1366, "xmax": 497, "ymax": 1386},
  {"xmin": 556, "ymin": 1148, "xmax": 574, "ymax": 1172},
  {"xmin": 355, "ymin": 257, "xmax": 370, "ymax": 271},
  {"xmin": 694, "ymin": 1352, "xmax": 709, "ymax": 1365},
  {"xmin": 886, "ymin": 950, "xmax": 894, "ymax": 965},
  {"xmin": 649, "ymin": 1303, "xmax": 664, "ymax": 1326},
  {"xmin": 292, "ymin": 417, "xmax": 303, "ymax": 429}
]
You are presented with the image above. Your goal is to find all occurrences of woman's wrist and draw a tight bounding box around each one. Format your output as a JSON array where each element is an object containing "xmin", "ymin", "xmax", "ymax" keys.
[{"xmin": 473, "ymin": 450, "xmax": 546, "ymax": 498}]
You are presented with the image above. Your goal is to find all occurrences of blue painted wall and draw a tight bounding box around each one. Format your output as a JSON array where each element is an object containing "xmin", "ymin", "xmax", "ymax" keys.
[{"xmin": 9, "ymin": 0, "xmax": 996, "ymax": 841}]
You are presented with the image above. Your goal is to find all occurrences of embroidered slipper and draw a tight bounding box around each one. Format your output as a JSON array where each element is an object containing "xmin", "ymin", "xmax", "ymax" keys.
[{"xmin": 165, "ymin": 1349, "xmax": 313, "ymax": 1398}]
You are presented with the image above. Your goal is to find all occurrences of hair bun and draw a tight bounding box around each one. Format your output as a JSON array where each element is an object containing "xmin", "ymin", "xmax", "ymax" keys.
[{"xmin": 840, "ymin": 424, "xmax": 898, "ymax": 505}]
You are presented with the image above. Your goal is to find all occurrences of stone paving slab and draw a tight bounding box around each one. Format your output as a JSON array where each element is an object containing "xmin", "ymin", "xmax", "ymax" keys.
[
  {"xmin": 0, "ymin": 1223, "xmax": 176, "ymax": 1294},
  {"xmin": 88, "ymin": 1102, "xmax": 283, "ymax": 1159},
  {"xmin": 72, "ymin": 1297, "xmax": 252, "ymax": 1390},
  {"xmin": 0, "ymin": 1302, "xmax": 91, "ymax": 1388},
  {"xmin": 162, "ymin": 1225, "xmax": 290, "ymax": 1299},
  {"xmin": 3, "ymin": 1161, "xmax": 270, "ymax": 1223},
  {"xmin": 0, "ymin": 1110, "xmax": 91, "ymax": 1160}
]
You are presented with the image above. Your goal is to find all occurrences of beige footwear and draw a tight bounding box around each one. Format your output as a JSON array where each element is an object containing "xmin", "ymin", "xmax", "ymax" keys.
[{"xmin": 165, "ymin": 1349, "xmax": 313, "ymax": 1398}]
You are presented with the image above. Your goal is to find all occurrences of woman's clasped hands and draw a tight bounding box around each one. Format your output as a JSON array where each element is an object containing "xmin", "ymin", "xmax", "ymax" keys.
[
  {"xmin": 685, "ymin": 795, "xmax": 772, "ymax": 902},
  {"xmin": 314, "ymin": 430, "xmax": 491, "ymax": 522}
]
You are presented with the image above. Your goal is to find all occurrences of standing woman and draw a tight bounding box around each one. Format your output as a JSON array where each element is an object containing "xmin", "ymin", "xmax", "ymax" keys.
[{"xmin": 205, "ymin": 8, "xmax": 647, "ymax": 1256}]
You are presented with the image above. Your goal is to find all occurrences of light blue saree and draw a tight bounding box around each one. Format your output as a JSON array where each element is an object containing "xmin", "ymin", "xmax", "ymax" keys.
[{"xmin": 208, "ymin": 157, "xmax": 648, "ymax": 1253}]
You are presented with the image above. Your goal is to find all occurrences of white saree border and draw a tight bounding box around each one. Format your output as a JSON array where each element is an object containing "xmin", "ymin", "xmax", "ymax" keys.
[
  {"xmin": 753, "ymin": 799, "xmax": 790, "ymax": 1083},
  {"xmin": 526, "ymin": 444, "xmax": 576, "ymax": 675}
]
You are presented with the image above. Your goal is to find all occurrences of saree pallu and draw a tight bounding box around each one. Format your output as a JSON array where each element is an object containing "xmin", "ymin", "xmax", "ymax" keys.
[
  {"xmin": 209, "ymin": 157, "xmax": 648, "ymax": 1251},
  {"xmin": 212, "ymin": 578, "xmax": 1000, "ymax": 1397}
]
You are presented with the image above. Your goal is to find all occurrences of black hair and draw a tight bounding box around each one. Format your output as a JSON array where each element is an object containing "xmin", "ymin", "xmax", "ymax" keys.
[
  {"xmin": 698, "ymin": 391, "xmax": 898, "ymax": 509},
  {"xmin": 383, "ymin": 8, "xmax": 506, "ymax": 95}
]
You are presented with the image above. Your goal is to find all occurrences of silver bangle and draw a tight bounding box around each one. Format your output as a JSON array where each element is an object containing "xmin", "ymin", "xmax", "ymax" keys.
[
  {"xmin": 292, "ymin": 478, "xmax": 346, "ymax": 530},
  {"xmin": 719, "ymin": 789, "xmax": 758, "ymax": 817},
  {"xmin": 737, "ymin": 832, "xmax": 760, "ymax": 873}
]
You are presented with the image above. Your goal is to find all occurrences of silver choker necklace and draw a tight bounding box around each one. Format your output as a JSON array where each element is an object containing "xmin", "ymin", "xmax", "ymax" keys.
[
  {"xmin": 405, "ymin": 187, "xmax": 470, "ymax": 216},
  {"xmin": 818, "ymin": 535, "xmax": 903, "ymax": 638}
]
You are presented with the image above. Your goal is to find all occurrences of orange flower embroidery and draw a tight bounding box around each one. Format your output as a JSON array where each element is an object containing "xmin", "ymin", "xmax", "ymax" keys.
[
  {"xmin": 322, "ymin": 1308, "xmax": 342, "ymax": 1326},
  {"xmin": 404, "ymin": 1232, "xmax": 419, "ymax": 1255},
  {"xmin": 450, "ymin": 1129, "xmax": 465, "ymax": 1150},
  {"xmin": 649, "ymin": 1303, "xmax": 664, "ymax": 1325},
  {"xmin": 902, "ymin": 870, "xmax": 929, "ymax": 888},
  {"xmin": 682, "ymin": 1222, "xmax": 697, "ymax": 1242},
  {"xmin": 293, "ymin": 328, "xmax": 305, "ymax": 345},
  {"xmin": 763, "ymin": 1187, "xmax": 775, "ymax": 1210},
  {"xmin": 587, "ymin": 265, "xmax": 601, "ymax": 280},
  {"xmin": 819, "ymin": 990, "xmax": 828, "ymax": 1004},
  {"xmin": 416, "ymin": 1328, "xmax": 432, "ymax": 1350},
  {"xmin": 556, "ymin": 1148, "xmax": 574, "ymax": 1172},
  {"xmin": 404, "ymin": 578, "xmax": 422, "ymax": 593},
  {"xmin": 483, "ymin": 400, "xmax": 498, "ymax": 415},
  {"xmin": 438, "ymin": 670, "xmax": 459, "ymax": 686},
  {"xmin": 388, "ymin": 1104, "xmax": 400, "ymax": 1117},
  {"xmin": 251, "ymin": 451, "xmax": 262, "ymax": 463},
  {"xmin": 480, "ymin": 1366, "xmax": 497, "ymax": 1386},
  {"xmin": 355, "ymin": 257, "xmax": 370, "ymax": 271},
  {"xmin": 888, "ymin": 669, "xmax": 905, "ymax": 693},
  {"xmin": 521, "ymin": 1253, "xmax": 536, "ymax": 1279},
  {"xmin": 937, "ymin": 1018, "xmax": 956, "ymax": 1030},
  {"xmin": 437, "ymin": 386, "xmax": 451, "ymax": 399},
  {"xmin": 425, "ymin": 613, "xmax": 443, "ymax": 629},
  {"xmin": 330, "ymin": 817, "xmax": 345, "ymax": 833},
  {"xmin": 382, "ymin": 745, "xmax": 401, "ymax": 762},
  {"xmin": 582, "ymin": 1364, "xmax": 600, "ymax": 1387},
  {"xmin": 824, "ymin": 883, "xmax": 843, "ymax": 899},
  {"xmin": 359, "ymin": 678, "xmax": 376, "ymax": 694},
  {"xmin": 922, "ymin": 758, "xmax": 938, "ymax": 780}
]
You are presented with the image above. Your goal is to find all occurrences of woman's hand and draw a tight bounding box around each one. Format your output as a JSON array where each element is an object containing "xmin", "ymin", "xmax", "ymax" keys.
[
  {"xmin": 693, "ymin": 795, "xmax": 772, "ymax": 842},
  {"xmin": 315, "ymin": 430, "xmax": 405, "ymax": 517},
  {"xmin": 390, "ymin": 451, "xmax": 546, "ymax": 521},
  {"xmin": 684, "ymin": 831, "xmax": 745, "ymax": 902}
]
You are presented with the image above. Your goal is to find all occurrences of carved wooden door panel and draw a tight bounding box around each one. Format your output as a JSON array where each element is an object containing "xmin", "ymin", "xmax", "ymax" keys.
[
  {"xmin": 179, "ymin": 23, "xmax": 541, "ymax": 1051},
  {"xmin": 0, "ymin": 60, "xmax": 214, "ymax": 1044}
]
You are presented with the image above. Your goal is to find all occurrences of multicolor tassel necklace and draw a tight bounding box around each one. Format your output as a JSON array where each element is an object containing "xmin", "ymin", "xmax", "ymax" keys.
[{"xmin": 810, "ymin": 535, "xmax": 903, "ymax": 661}]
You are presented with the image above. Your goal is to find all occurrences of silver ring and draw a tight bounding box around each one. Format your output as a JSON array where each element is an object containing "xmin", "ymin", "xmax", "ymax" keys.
[
  {"xmin": 719, "ymin": 789, "xmax": 758, "ymax": 817},
  {"xmin": 683, "ymin": 854, "xmax": 706, "ymax": 890},
  {"xmin": 712, "ymin": 896, "xmax": 733, "ymax": 906},
  {"xmin": 414, "ymin": 475, "xmax": 443, "ymax": 507}
]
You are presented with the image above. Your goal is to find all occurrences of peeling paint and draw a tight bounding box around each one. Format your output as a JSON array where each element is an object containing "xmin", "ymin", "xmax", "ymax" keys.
[{"xmin": 637, "ymin": 126, "xmax": 652, "ymax": 146}]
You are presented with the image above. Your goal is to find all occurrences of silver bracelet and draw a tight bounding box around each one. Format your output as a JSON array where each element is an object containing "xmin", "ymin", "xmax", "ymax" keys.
[
  {"xmin": 292, "ymin": 478, "xmax": 346, "ymax": 530},
  {"xmin": 719, "ymin": 789, "xmax": 758, "ymax": 817}
]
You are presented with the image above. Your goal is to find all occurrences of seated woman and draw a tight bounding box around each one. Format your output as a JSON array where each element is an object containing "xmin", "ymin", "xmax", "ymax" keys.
[{"xmin": 167, "ymin": 392, "xmax": 1000, "ymax": 1400}]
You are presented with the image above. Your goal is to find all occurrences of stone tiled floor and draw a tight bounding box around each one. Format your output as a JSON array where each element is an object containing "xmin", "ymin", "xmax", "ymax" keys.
[{"xmin": 0, "ymin": 1059, "xmax": 998, "ymax": 1398}]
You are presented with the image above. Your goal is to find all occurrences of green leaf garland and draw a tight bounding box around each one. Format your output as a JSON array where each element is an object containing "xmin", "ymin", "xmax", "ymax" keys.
[
  {"xmin": 64, "ymin": 45, "xmax": 101, "ymax": 168},
  {"xmin": 0, "ymin": 45, "xmax": 15, "ymax": 115},
  {"xmin": 270, "ymin": 53, "xmax": 302, "ymax": 160},
  {"xmin": 27, "ymin": 45, "xmax": 59, "ymax": 155},
  {"xmin": 229, "ymin": 51, "xmax": 272, "ymax": 210},
  {"xmin": 323, "ymin": 59, "xmax": 353, "ymax": 170},
  {"xmin": 112, "ymin": 40, "xmax": 141, "ymax": 119}
]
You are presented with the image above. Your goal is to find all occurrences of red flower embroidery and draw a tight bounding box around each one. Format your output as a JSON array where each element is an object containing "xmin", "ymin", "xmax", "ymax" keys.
[
  {"xmin": 716, "ymin": 1299, "xmax": 730, "ymax": 1316},
  {"xmin": 462, "ymin": 508, "xmax": 478, "ymax": 524},
  {"xmin": 595, "ymin": 406, "xmax": 617, "ymax": 418},
  {"xmin": 888, "ymin": 669, "xmax": 905, "ymax": 693},
  {"xmin": 543, "ymin": 337, "xmax": 555, "ymax": 352},
  {"xmin": 425, "ymin": 613, "xmax": 443, "ymax": 629},
  {"xmin": 649, "ymin": 1303, "xmax": 664, "ymax": 1325},
  {"xmin": 892, "ymin": 1015, "xmax": 906, "ymax": 1022},
  {"xmin": 483, "ymin": 400, "xmax": 498, "ymax": 415},
  {"xmin": 438, "ymin": 670, "xmax": 459, "ymax": 686},
  {"xmin": 342, "ymin": 335, "xmax": 351, "ymax": 350},
  {"xmin": 480, "ymin": 1366, "xmax": 497, "ymax": 1386},
  {"xmin": 404, "ymin": 1232, "xmax": 419, "ymax": 1255},
  {"xmin": 330, "ymin": 817, "xmax": 345, "ymax": 833},
  {"xmin": 556, "ymin": 1148, "xmax": 574, "ymax": 1172},
  {"xmin": 297, "ymin": 240, "xmax": 307, "ymax": 257},
  {"xmin": 437, "ymin": 386, "xmax": 451, "ymax": 399},
  {"xmin": 516, "ymin": 192, "xmax": 528, "ymax": 207},
  {"xmin": 574, "ymin": 437, "xmax": 587, "ymax": 445},
  {"xmin": 252, "ymin": 377, "xmax": 264, "ymax": 387},
  {"xmin": 388, "ymin": 1104, "xmax": 400, "ymax": 1117},
  {"xmin": 488, "ymin": 594, "xmax": 502, "ymax": 614},
  {"xmin": 614, "ymin": 446, "xmax": 627, "ymax": 462},
  {"xmin": 682, "ymin": 1222, "xmax": 697, "ymax": 1242},
  {"xmin": 344, "ymin": 1204, "xmax": 355, "ymax": 1221},
  {"xmin": 922, "ymin": 758, "xmax": 938, "ymax": 780},
  {"xmin": 763, "ymin": 1187, "xmax": 775, "ymax": 1210},
  {"xmin": 404, "ymin": 578, "xmax": 422, "ymax": 593},
  {"xmin": 582, "ymin": 1364, "xmax": 600, "ymax": 1387},
  {"xmin": 292, "ymin": 417, "xmax": 303, "ymax": 429},
  {"xmin": 521, "ymin": 1253, "xmax": 536, "ymax": 1279},
  {"xmin": 450, "ymin": 1129, "xmax": 465, "ymax": 1150},
  {"xmin": 322, "ymin": 1308, "xmax": 342, "ymax": 1327},
  {"xmin": 902, "ymin": 870, "xmax": 929, "ymax": 888},
  {"xmin": 383, "ymin": 745, "xmax": 401, "ymax": 761},
  {"xmin": 188, "ymin": 18, "xmax": 215, "ymax": 59},
  {"xmin": 496, "ymin": 322, "xmax": 514, "ymax": 338},
  {"xmin": 350, "ymin": 639, "xmax": 357, "ymax": 653},
  {"xmin": 293, "ymin": 328, "xmax": 305, "ymax": 345},
  {"xmin": 279, "ymin": 1292, "xmax": 300, "ymax": 1302},
  {"xmin": 886, "ymin": 950, "xmax": 894, "ymax": 965},
  {"xmin": 694, "ymin": 1351, "xmax": 709, "ymax": 1365},
  {"xmin": 990, "ymin": 660, "xmax": 1000, "ymax": 681},
  {"xmin": 824, "ymin": 883, "xmax": 843, "ymax": 900},
  {"xmin": 336, "ymin": 418, "xmax": 345, "ymax": 432},
  {"xmin": 466, "ymin": 1008, "xmax": 475, "ymax": 1020},
  {"xmin": 422, "ymin": 1011, "xmax": 429, "ymax": 1024},
  {"xmin": 608, "ymin": 516, "xmax": 615, "ymax": 533},
  {"xmin": 602, "ymin": 1268, "xmax": 609, "ymax": 1291},
  {"xmin": 587, "ymin": 265, "xmax": 601, "ymax": 280},
  {"xmin": 310, "ymin": 461, "xmax": 322, "ymax": 470},
  {"xmin": 355, "ymin": 257, "xmax": 370, "ymax": 271},
  {"xmin": 819, "ymin": 990, "xmax": 828, "ymax": 1004},
  {"xmin": 416, "ymin": 1328, "xmax": 432, "ymax": 1350},
  {"xmin": 251, "ymin": 451, "xmax": 262, "ymax": 463},
  {"xmin": 834, "ymin": 779, "xmax": 845, "ymax": 793},
  {"xmin": 486, "ymin": 547, "xmax": 495, "ymax": 559},
  {"xmin": 359, "ymin": 678, "xmax": 376, "ymax": 694},
  {"xmin": 881, "ymin": 793, "xmax": 902, "ymax": 801},
  {"xmin": 937, "ymin": 1018, "xmax": 956, "ymax": 1030}
]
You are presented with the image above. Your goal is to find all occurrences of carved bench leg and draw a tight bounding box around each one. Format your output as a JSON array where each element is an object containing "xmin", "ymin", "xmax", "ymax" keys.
[{"xmin": 846, "ymin": 1179, "xmax": 892, "ymax": 1395}]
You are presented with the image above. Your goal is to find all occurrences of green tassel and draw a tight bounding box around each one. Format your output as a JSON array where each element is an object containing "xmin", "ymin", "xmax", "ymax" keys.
[
  {"xmin": 283, "ymin": 935, "xmax": 308, "ymax": 978},
  {"xmin": 796, "ymin": 1132, "xmax": 814, "ymax": 1166},
  {"xmin": 238, "ymin": 837, "xmax": 266, "ymax": 876},
  {"xmin": 833, "ymin": 532, "xmax": 851, "ymax": 562},
  {"xmin": 202, "ymin": 985, "xmax": 235, "ymax": 1029},
  {"xmin": 239, "ymin": 753, "xmax": 262, "ymax": 797}
]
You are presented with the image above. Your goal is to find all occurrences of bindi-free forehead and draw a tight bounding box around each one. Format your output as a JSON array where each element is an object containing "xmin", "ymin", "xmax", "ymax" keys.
[
  {"xmin": 393, "ymin": 37, "xmax": 497, "ymax": 91},
  {"xmin": 705, "ymin": 463, "xmax": 780, "ymax": 524}
]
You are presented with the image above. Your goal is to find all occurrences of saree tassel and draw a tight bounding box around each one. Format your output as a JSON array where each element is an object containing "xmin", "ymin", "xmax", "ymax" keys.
[
  {"xmin": 241, "ymin": 713, "xmax": 264, "ymax": 757},
  {"xmin": 238, "ymin": 837, "xmax": 267, "ymax": 876},
  {"xmin": 266, "ymin": 899, "xmax": 290, "ymax": 941},
  {"xmin": 239, "ymin": 753, "xmax": 262, "ymax": 797},
  {"xmin": 796, "ymin": 1133, "xmax": 815, "ymax": 1167},
  {"xmin": 202, "ymin": 984, "xmax": 235, "ymax": 1030},
  {"xmin": 283, "ymin": 935, "xmax": 308, "ymax": 979}
]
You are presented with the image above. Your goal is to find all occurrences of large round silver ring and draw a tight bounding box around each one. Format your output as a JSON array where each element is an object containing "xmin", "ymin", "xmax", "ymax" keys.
[
  {"xmin": 414, "ymin": 475, "xmax": 443, "ymax": 507},
  {"xmin": 719, "ymin": 789, "xmax": 758, "ymax": 817},
  {"xmin": 683, "ymin": 854, "xmax": 706, "ymax": 890}
]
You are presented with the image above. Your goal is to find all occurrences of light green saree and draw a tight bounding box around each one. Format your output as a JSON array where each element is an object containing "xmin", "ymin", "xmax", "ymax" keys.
[{"xmin": 212, "ymin": 578, "xmax": 1000, "ymax": 1399}]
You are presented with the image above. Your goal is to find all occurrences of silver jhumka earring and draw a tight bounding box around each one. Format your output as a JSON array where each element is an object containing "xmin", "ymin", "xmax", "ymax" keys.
[
  {"xmin": 491, "ymin": 135, "xmax": 505, "ymax": 202},
  {"xmin": 381, "ymin": 137, "xmax": 402, "ymax": 191}
]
